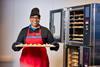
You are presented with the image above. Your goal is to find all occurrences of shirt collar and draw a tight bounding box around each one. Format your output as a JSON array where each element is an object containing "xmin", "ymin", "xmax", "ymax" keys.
[{"xmin": 29, "ymin": 24, "xmax": 40, "ymax": 31}]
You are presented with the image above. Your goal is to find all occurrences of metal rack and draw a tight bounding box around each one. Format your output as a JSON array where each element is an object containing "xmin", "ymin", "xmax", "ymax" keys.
[
  {"xmin": 49, "ymin": 3, "xmax": 100, "ymax": 67},
  {"xmin": 64, "ymin": 3, "xmax": 100, "ymax": 67}
]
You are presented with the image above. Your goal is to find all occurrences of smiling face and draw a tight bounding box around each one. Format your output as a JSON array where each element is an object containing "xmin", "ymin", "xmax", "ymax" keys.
[{"xmin": 30, "ymin": 15, "xmax": 40, "ymax": 27}]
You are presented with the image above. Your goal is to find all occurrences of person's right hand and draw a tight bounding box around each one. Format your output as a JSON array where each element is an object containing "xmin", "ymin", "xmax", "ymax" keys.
[
  {"xmin": 14, "ymin": 42, "xmax": 22, "ymax": 47},
  {"xmin": 12, "ymin": 42, "xmax": 23, "ymax": 51}
]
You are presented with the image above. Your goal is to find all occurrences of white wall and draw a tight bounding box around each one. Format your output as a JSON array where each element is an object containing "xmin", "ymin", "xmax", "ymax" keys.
[{"xmin": 0, "ymin": 0, "xmax": 100, "ymax": 67}]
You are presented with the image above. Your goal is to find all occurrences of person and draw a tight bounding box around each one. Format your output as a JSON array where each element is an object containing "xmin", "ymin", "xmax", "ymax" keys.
[{"xmin": 12, "ymin": 7, "xmax": 59, "ymax": 67}]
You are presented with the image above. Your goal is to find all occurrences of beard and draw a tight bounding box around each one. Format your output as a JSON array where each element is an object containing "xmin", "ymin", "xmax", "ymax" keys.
[
  {"xmin": 31, "ymin": 21, "xmax": 40, "ymax": 27},
  {"xmin": 31, "ymin": 21, "xmax": 40, "ymax": 25}
]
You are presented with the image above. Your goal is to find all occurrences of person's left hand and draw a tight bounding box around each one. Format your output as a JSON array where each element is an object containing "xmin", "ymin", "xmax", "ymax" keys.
[{"xmin": 50, "ymin": 42, "xmax": 59, "ymax": 51}]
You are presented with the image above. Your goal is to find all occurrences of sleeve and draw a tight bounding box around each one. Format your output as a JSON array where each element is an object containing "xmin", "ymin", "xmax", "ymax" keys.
[
  {"xmin": 12, "ymin": 28, "xmax": 27, "ymax": 51},
  {"xmin": 46, "ymin": 29, "xmax": 54, "ymax": 43},
  {"xmin": 46, "ymin": 29, "xmax": 59, "ymax": 51}
]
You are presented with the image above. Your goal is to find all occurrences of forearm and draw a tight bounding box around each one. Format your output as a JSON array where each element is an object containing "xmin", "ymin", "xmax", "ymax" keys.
[{"xmin": 12, "ymin": 28, "xmax": 26, "ymax": 51}]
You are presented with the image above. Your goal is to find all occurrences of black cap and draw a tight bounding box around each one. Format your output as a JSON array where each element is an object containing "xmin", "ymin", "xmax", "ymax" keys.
[{"xmin": 30, "ymin": 7, "xmax": 40, "ymax": 17}]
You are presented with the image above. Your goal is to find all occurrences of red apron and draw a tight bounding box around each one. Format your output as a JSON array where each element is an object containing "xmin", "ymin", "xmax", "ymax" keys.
[{"xmin": 20, "ymin": 28, "xmax": 49, "ymax": 67}]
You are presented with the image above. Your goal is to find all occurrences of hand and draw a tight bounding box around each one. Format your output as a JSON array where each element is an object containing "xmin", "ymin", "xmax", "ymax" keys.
[
  {"xmin": 12, "ymin": 42, "xmax": 23, "ymax": 51},
  {"xmin": 50, "ymin": 42, "xmax": 59, "ymax": 51}
]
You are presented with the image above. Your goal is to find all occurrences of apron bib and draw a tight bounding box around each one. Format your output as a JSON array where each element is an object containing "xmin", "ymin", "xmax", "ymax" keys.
[{"xmin": 20, "ymin": 28, "xmax": 49, "ymax": 67}]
